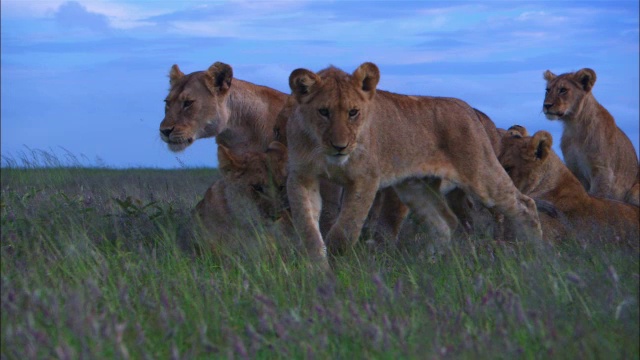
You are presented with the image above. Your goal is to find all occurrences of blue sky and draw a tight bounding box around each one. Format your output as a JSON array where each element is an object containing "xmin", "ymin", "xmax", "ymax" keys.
[{"xmin": 1, "ymin": 0, "xmax": 638, "ymax": 168}]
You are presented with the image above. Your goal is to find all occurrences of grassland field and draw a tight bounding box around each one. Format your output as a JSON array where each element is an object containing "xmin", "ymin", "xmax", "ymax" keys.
[{"xmin": 1, "ymin": 162, "xmax": 638, "ymax": 359}]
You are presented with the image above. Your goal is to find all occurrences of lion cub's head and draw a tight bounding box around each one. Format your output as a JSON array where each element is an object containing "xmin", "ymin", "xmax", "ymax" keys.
[
  {"xmin": 542, "ymin": 68, "xmax": 596, "ymax": 120},
  {"xmin": 288, "ymin": 62, "xmax": 380, "ymax": 165},
  {"xmin": 498, "ymin": 126, "xmax": 553, "ymax": 194},
  {"xmin": 160, "ymin": 62, "xmax": 233, "ymax": 152},
  {"xmin": 218, "ymin": 141, "xmax": 289, "ymax": 222}
]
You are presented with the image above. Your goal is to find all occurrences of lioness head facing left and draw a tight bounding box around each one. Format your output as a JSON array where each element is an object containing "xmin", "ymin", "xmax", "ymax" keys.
[
  {"xmin": 160, "ymin": 62, "xmax": 233, "ymax": 152},
  {"xmin": 542, "ymin": 68, "xmax": 596, "ymax": 120},
  {"xmin": 289, "ymin": 63, "xmax": 380, "ymax": 166},
  {"xmin": 542, "ymin": 68, "xmax": 639, "ymax": 206}
]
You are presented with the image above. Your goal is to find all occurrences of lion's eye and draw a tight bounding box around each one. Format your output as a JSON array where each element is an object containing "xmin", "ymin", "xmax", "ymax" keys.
[
  {"xmin": 251, "ymin": 184, "xmax": 264, "ymax": 193},
  {"xmin": 183, "ymin": 100, "xmax": 194, "ymax": 109},
  {"xmin": 318, "ymin": 108, "xmax": 329, "ymax": 117},
  {"xmin": 348, "ymin": 109, "xmax": 359, "ymax": 117},
  {"xmin": 559, "ymin": 88, "xmax": 567, "ymax": 94}
]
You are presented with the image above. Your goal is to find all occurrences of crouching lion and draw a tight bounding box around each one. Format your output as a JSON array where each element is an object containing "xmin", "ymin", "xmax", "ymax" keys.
[
  {"xmin": 286, "ymin": 62, "xmax": 543, "ymax": 267},
  {"xmin": 499, "ymin": 126, "xmax": 639, "ymax": 246},
  {"xmin": 191, "ymin": 142, "xmax": 290, "ymax": 250},
  {"xmin": 543, "ymin": 68, "xmax": 639, "ymax": 206}
]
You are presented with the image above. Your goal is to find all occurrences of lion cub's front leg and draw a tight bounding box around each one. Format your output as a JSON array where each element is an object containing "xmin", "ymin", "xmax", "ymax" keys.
[
  {"xmin": 588, "ymin": 165, "xmax": 616, "ymax": 200},
  {"xmin": 287, "ymin": 172, "xmax": 327, "ymax": 265},
  {"xmin": 326, "ymin": 178, "xmax": 380, "ymax": 256}
]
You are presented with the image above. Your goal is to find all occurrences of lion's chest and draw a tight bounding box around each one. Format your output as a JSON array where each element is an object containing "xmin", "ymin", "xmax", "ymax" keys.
[
  {"xmin": 561, "ymin": 138, "xmax": 591, "ymax": 188},
  {"xmin": 320, "ymin": 162, "xmax": 356, "ymax": 185}
]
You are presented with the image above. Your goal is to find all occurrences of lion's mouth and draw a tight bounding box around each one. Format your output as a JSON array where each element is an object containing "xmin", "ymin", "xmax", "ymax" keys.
[
  {"xmin": 543, "ymin": 108, "xmax": 565, "ymax": 117},
  {"xmin": 167, "ymin": 138, "xmax": 194, "ymax": 152}
]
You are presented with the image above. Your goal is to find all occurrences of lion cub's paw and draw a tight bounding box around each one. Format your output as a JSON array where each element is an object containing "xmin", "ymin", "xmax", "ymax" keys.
[{"xmin": 326, "ymin": 228, "xmax": 355, "ymax": 256}]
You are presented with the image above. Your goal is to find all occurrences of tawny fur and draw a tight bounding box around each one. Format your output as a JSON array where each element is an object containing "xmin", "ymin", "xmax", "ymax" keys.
[
  {"xmin": 159, "ymin": 62, "xmax": 303, "ymax": 245},
  {"xmin": 160, "ymin": 62, "xmax": 288, "ymax": 154},
  {"xmin": 193, "ymin": 142, "xmax": 291, "ymax": 247},
  {"xmin": 286, "ymin": 63, "xmax": 543, "ymax": 265},
  {"xmin": 499, "ymin": 127, "xmax": 639, "ymax": 246},
  {"xmin": 543, "ymin": 68, "xmax": 640, "ymax": 206},
  {"xmin": 278, "ymin": 93, "xmax": 508, "ymax": 240}
]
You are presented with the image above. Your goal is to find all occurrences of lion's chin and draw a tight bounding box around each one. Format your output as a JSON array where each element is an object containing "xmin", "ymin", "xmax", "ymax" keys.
[
  {"xmin": 326, "ymin": 154, "xmax": 350, "ymax": 166},
  {"xmin": 168, "ymin": 140, "xmax": 193, "ymax": 153},
  {"xmin": 544, "ymin": 111, "xmax": 563, "ymax": 120}
]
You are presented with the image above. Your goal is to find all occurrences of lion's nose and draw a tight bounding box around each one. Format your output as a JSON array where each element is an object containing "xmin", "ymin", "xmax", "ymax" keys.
[
  {"xmin": 331, "ymin": 142, "xmax": 348, "ymax": 152},
  {"xmin": 160, "ymin": 127, "xmax": 174, "ymax": 137},
  {"xmin": 543, "ymin": 103, "xmax": 552, "ymax": 110}
]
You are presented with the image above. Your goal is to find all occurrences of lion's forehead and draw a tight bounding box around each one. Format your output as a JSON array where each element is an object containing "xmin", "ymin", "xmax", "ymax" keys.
[
  {"xmin": 502, "ymin": 138, "xmax": 537, "ymax": 163},
  {"xmin": 547, "ymin": 76, "xmax": 580, "ymax": 91},
  {"xmin": 167, "ymin": 73, "xmax": 208, "ymax": 102},
  {"xmin": 315, "ymin": 79, "xmax": 365, "ymax": 109}
]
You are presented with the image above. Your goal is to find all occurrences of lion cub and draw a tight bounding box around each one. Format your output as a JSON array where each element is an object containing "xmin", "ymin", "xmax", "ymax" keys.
[
  {"xmin": 543, "ymin": 68, "xmax": 639, "ymax": 206},
  {"xmin": 192, "ymin": 142, "xmax": 290, "ymax": 246},
  {"xmin": 286, "ymin": 62, "xmax": 543, "ymax": 265},
  {"xmin": 499, "ymin": 126, "xmax": 639, "ymax": 245}
]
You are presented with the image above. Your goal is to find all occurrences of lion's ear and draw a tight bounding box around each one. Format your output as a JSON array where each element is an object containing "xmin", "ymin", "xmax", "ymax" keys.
[
  {"xmin": 574, "ymin": 68, "xmax": 596, "ymax": 92},
  {"xmin": 352, "ymin": 62, "xmax": 380, "ymax": 99},
  {"xmin": 207, "ymin": 62, "xmax": 233, "ymax": 93},
  {"xmin": 507, "ymin": 125, "xmax": 529, "ymax": 138},
  {"xmin": 529, "ymin": 131, "xmax": 553, "ymax": 161},
  {"xmin": 267, "ymin": 141, "xmax": 287, "ymax": 161},
  {"xmin": 169, "ymin": 64, "xmax": 184, "ymax": 86},
  {"xmin": 217, "ymin": 144, "xmax": 244, "ymax": 176},
  {"xmin": 543, "ymin": 70, "xmax": 556, "ymax": 82},
  {"xmin": 289, "ymin": 69, "xmax": 322, "ymax": 104}
]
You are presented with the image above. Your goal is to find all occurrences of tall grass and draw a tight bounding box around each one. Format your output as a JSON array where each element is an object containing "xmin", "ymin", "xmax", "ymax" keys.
[{"xmin": 1, "ymin": 152, "xmax": 638, "ymax": 359}]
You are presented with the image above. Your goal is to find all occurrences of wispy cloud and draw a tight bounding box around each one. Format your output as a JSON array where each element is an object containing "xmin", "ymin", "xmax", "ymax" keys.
[{"xmin": 1, "ymin": 0, "xmax": 637, "ymax": 167}]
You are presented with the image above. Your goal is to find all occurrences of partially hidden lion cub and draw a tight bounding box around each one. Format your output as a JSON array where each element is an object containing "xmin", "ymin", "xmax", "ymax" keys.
[
  {"xmin": 286, "ymin": 62, "xmax": 543, "ymax": 265},
  {"xmin": 193, "ymin": 141, "xmax": 290, "ymax": 247},
  {"xmin": 543, "ymin": 68, "xmax": 640, "ymax": 206},
  {"xmin": 160, "ymin": 62, "xmax": 287, "ymax": 154},
  {"xmin": 499, "ymin": 126, "xmax": 639, "ymax": 245}
]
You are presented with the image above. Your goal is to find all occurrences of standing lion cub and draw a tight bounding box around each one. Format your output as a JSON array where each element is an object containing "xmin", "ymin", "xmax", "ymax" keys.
[
  {"xmin": 286, "ymin": 62, "xmax": 543, "ymax": 266},
  {"xmin": 543, "ymin": 68, "xmax": 639, "ymax": 206}
]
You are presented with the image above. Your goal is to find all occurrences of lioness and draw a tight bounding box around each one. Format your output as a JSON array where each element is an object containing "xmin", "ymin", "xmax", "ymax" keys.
[
  {"xmin": 286, "ymin": 62, "xmax": 543, "ymax": 265},
  {"xmin": 543, "ymin": 68, "xmax": 640, "ymax": 206},
  {"xmin": 160, "ymin": 62, "xmax": 287, "ymax": 153},
  {"xmin": 193, "ymin": 141, "xmax": 290, "ymax": 245},
  {"xmin": 499, "ymin": 126, "xmax": 639, "ymax": 245}
]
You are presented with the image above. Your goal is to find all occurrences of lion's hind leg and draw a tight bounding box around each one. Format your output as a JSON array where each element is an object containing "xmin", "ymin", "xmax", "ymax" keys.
[
  {"xmin": 625, "ymin": 181, "xmax": 640, "ymax": 206},
  {"xmin": 470, "ymin": 178, "xmax": 543, "ymax": 244},
  {"xmin": 393, "ymin": 177, "xmax": 459, "ymax": 252}
]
